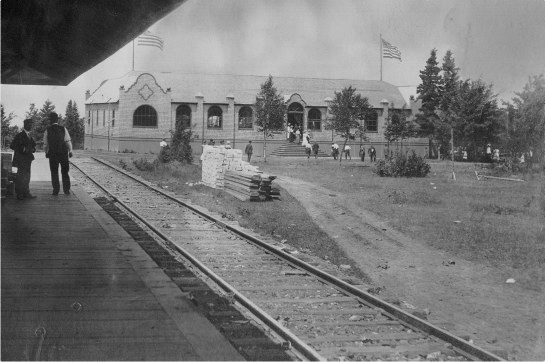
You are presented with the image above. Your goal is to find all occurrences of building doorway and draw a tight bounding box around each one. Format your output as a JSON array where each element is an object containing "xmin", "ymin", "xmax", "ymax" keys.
[{"xmin": 287, "ymin": 102, "xmax": 304, "ymax": 131}]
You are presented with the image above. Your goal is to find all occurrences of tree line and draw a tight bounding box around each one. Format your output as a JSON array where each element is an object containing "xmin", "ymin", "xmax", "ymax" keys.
[
  {"xmin": 415, "ymin": 49, "xmax": 543, "ymax": 167},
  {"xmin": 254, "ymin": 50, "xmax": 543, "ymax": 168},
  {"xmin": 1, "ymin": 99, "xmax": 85, "ymax": 150}
]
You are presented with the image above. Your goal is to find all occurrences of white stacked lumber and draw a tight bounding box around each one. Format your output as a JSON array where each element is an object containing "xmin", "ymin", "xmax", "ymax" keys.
[{"xmin": 200, "ymin": 146, "xmax": 280, "ymax": 201}]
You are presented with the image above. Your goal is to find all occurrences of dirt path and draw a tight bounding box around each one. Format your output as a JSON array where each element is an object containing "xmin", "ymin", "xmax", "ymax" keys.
[{"xmin": 276, "ymin": 175, "xmax": 544, "ymax": 361}]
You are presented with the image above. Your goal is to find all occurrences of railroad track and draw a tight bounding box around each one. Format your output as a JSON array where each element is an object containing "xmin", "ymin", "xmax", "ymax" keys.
[{"xmin": 71, "ymin": 157, "xmax": 503, "ymax": 361}]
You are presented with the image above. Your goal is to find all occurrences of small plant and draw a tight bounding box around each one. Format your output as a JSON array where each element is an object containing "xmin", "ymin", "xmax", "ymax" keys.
[
  {"xmin": 119, "ymin": 159, "xmax": 129, "ymax": 170},
  {"xmin": 374, "ymin": 151, "xmax": 430, "ymax": 177},
  {"xmin": 133, "ymin": 158, "xmax": 156, "ymax": 171}
]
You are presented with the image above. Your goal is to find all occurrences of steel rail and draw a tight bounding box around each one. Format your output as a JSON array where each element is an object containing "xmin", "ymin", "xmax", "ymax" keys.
[
  {"xmin": 71, "ymin": 160, "xmax": 325, "ymax": 361},
  {"xmin": 79, "ymin": 158, "xmax": 504, "ymax": 361}
]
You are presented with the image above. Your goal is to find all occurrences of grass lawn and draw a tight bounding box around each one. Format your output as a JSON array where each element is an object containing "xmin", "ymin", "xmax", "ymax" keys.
[{"xmin": 83, "ymin": 151, "xmax": 544, "ymax": 291}]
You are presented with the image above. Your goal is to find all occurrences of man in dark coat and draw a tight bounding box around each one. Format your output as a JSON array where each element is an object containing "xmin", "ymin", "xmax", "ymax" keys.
[
  {"xmin": 244, "ymin": 140, "xmax": 253, "ymax": 162},
  {"xmin": 43, "ymin": 112, "xmax": 73, "ymax": 195},
  {"xmin": 10, "ymin": 119, "xmax": 37, "ymax": 200}
]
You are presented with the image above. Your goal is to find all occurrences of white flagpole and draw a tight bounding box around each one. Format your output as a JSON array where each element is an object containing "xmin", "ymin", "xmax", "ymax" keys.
[
  {"xmin": 132, "ymin": 40, "xmax": 135, "ymax": 71},
  {"xmin": 380, "ymin": 34, "xmax": 383, "ymax": 81}
]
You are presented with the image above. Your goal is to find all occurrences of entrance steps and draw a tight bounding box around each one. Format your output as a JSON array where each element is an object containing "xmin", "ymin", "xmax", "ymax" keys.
[{"xmin": 269, "ymin": 142, "xmax": 330, "ymax": 158}]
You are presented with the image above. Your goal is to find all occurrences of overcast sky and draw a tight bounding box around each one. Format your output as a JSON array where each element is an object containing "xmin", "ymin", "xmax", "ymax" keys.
[{"xmin": 2, "ymin": 0, "xmax": 543, "ymax": 127}]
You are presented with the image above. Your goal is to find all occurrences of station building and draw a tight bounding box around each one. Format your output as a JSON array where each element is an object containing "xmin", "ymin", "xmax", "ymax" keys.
[{"xmin": 84, "ymin": 71, "xmax": 426, "ymax": 158}]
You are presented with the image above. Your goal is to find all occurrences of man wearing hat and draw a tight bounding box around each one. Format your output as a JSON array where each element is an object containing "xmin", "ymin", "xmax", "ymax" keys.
[
  {"xmin": 10, "ymin": 119, "xmax": 37, "ymax": 200},
  {"xmin": 43, "ymin": 112, "xmax": 73, "ymax": 195}
]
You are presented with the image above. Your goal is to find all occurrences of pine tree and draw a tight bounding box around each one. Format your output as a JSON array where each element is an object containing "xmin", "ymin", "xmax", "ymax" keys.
[
  {"xmin": 326, "ymin": 86, "xmax": 372, "ymax": 163},
  {"xmin": 34, "ymin": 100, "xmax": 56, "ymax": 145},
  {"xmin": 415, "ymin": 49, "xmax": 443, "ymax": 157},
  {"xmin": 436, "ymin": 50, "xmax": 460, "ymax": 158},
  {"xmin": 1, "ymin": 104, "xmax": 18, "ymax": 148},
  {"xmin": 64, "ymin": 100, "xmax": 84, "ymax": 149},
  {"xmin": 254, "ymin": 75, "xmax": 286, "ymax": 162}
]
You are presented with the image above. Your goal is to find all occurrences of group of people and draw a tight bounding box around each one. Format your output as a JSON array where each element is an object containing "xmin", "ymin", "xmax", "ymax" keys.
[
  {"xmin": 10, "ymin": 112, "xmax": 73, "ymax": 200},
  {"xmin": 330, "ymin": 143, "xmax": 376, "ymax": 162},
  {"xmin": 305, "ymin": 142, "xmax": 320, "ymax": 159},
  {"xmin": 287, "ymin": 124, "xmax": 303, "ymax": 144}
]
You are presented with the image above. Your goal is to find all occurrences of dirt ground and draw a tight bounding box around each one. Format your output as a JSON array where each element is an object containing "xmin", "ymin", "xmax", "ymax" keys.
[{"xmin": 275, "ymin": 175, "xmax": 544, "ymax": 361}]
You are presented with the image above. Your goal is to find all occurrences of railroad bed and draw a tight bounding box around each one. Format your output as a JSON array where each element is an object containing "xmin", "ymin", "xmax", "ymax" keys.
[{"xmin": 70, "ymin": 157, "xmax": 502, "ymax": 361}]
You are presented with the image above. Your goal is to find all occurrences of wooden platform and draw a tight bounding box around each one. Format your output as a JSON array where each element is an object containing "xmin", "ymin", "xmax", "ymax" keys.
[{"xmin": 1, "ymin": 180, "xmax": 243, "ymax": 361}]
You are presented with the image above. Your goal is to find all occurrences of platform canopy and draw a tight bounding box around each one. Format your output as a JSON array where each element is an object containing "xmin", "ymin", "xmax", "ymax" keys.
[{"xmin": 1, "ymin": 0, "xmax": 186, "ymax": 86}]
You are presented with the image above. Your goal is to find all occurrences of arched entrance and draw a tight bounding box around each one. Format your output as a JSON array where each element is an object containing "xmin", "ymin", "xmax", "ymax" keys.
[{"xmin": 287, "ymin": 102, "xmax": 304, "ymax": 131}]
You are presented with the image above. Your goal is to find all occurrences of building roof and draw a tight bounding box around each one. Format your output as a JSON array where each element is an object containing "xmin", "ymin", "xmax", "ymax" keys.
[
  {"xmin": 86, "ymin": 71, "xmax": 408, "ymax": 109},
  {"xmin": 2, "ymin": 1, "xmax": 186, "ymax": 85}
]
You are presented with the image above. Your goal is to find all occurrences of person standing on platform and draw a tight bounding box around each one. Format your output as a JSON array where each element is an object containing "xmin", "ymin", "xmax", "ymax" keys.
[
  {"xmin": 245, "ymin": 140, "xmax": 253, "ymax": 162},
  {"xmin": 10, "ymin": 119, "xmax": 37, "ymax": 200},
  {"xmin": 43, "ymin": 112, "xmax": 73, "ymax": 196}
]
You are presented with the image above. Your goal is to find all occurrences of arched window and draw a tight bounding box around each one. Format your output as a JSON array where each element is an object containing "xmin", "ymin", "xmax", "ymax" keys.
[
  {"xmin": 365, "ymin": 109, "xmax": 379, "ymax": 132},
  {"xmin": 176, "ymin": 105, "xmax": 192, "ymax": 129},
  {"xmin": 133, "ymin": 105, "xmax": 158, "ymax": 127},
  {"xmin": 307, "ymin": 108, "xmax": 322, "ymax": 131},
  {"xmin": 238, "ymin": 106, "xmax": 253, "ymax": 129},
  {"xmin": 207, "ymin": 106, "xmax": 222, "ymax": 128}
]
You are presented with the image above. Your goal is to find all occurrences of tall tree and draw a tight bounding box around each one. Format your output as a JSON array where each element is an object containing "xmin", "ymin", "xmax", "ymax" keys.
[
  {"xmin": 436, "ymin": 50, "xmax": 460, "ymax": 158},
  {"xmin": 1, "ymin": 104, "xmax": 18, "ymax": 148},
  {"xmin": 254, "ymin": 75, "xmax": 286, "ymax": 162},
  {"xmin": 451, "ymin": 79, "xmax": 502, "ymax": 160},
  {"xmin": 504, "ymin": 74, "xmax": 545, "ymax": 167},
  {"xmin": 32, "ymin": 100, "xmax": 56, "ymax": 146},
  {"xmin": 325, "ymin": 86, "xmax": 372, "ymax": 163},
  {"xmin": 415, "ymin": 49, "xmax": 443, "ymax": 157},
  {"xmin": 64, "ymin": 100, "xmax": 84, "ymax": 149}
]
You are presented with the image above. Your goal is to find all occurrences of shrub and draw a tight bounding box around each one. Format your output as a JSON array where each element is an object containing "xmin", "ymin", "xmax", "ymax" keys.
[
  {"xmin": 133, "ymin": 158, "xmax": 157, "ymax": 171},
  {"xmin": 169, "ymin": 122, "xmax": 194, "ymax": 164},
  {"xmin": 158, "ymin": 145, "xmax": 172, "ymax": 163},
  {"xmin": 374, "ymin": 151, "xmax": 430, "ymax": 177}
]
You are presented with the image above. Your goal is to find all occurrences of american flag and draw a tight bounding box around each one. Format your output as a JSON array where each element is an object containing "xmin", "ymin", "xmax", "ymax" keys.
[
  {"xmin": 382, "ymin": 38, "xmax": 402, "ymax": 61},
  {"xmin": 137, "ymin": 30, "xmax": 164, "ymax": 50}
]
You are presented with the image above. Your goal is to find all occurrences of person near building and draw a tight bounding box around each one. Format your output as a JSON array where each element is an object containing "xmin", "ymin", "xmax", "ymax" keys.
[
  {"xmin": 359, "ymin": 146, "xmax": 366, "ymax": 162},
  {"xmin": 331, "ymin": 143, "xmax": 339, "ymax": 160},
  {"xmin": 225, "ymin": 141, "xmax": 232, "ymax": 149},
  {"xmin": 305, "ymin": 143, "xmax": 312, "ymax": 159},
  {"xmin": 10, "ymin": 119, "xmax": 37, "ymax": 200},
  {"xmin": 369, "ymin": 145, "xmax": 376, "ymax": 162},
  {"xmin": 208, "ymin": 139, "xmax": 215, "ymax": 146},
  {"xmin": 295, "ymin": 127, "xmax": 301, "ymax": 144},
  {"xmin": 301, "ymin": 131, "xmax": 309, "ymax": 147},
  {"xmin": 245, "ymin": 140, "xmax": 253, "ymax": 162},
  {"xmin": 486, "ymin": 143, "xmax": 492, "ymax": 162},
  {"xmin": 344, "ymin": 144, "xmax": 351, "ymax": 160},
  {"xmin": 493, "ymin": 148, "xmax": 500, "ymax": 162},
  {"xmin": 312, "ymin": 142, "xmax": 320, "ymax": 159},
  {"xmin": 43, "ymin": 112, "xmax": 73, "ymax": 196},
  {"xmin": 160, "ymin": 138, "xmax": 167, "ymax": 148}
]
